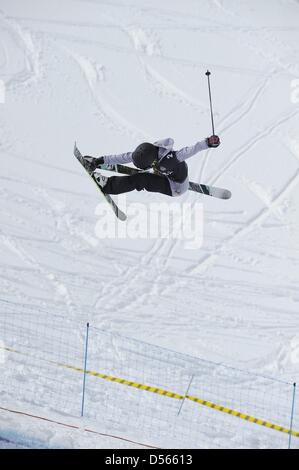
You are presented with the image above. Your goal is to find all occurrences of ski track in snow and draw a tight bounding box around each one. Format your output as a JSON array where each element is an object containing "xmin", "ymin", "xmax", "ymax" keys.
[
  {"xmin": 0, "ymin": 12, "xmax": 43, "ymax": 89},
  {"xmin": 61, "ymin": 46, "xmax": 152, "ymax": 141},
  {"xmin": 1, "ymin": 0, "xmax": 299, "ymax": 448},
  {"xmin": 2, "ymin": 0, "xmax": 298, "ymax": 357},
  {"xmin": 187, "ymin": 167, "xmax": 299, "ymax": 274}
]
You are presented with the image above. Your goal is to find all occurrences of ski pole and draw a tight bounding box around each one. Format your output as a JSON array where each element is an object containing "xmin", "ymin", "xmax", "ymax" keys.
[{"xmin": 205, "ymin": 70, "xmax": 215, "ymax": 135}]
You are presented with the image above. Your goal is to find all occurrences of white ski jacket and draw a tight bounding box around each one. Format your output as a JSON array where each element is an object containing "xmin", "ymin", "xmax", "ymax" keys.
[{"xmin": 102, "ymin": 138, "xmax": 209, "ymax": 196}]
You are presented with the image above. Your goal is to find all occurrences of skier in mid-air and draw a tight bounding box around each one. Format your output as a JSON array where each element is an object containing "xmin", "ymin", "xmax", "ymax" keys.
[{"xmin": 83, "ymin": 135, "xmax": 220, "ymax": 198}]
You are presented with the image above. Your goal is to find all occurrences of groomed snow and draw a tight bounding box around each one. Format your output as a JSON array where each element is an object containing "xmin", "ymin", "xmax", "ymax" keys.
[{"xmin": 0, "ymin": 0, "xmax": 299, "ymax": 448}]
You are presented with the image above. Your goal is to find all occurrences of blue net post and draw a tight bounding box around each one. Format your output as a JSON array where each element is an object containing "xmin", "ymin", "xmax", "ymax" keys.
[
  {"xmin": 81, "ymin": 322, "xmax": 90, "ymax": 417},
  {"xmin": 288, "ymin": 382, "xmax": 296, "ymax": 449}
]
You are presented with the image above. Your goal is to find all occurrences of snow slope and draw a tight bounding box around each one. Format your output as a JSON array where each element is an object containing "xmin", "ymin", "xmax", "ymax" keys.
[{"xmin": 0, "ymin": 0, "xmax": 299, "ymax": 448}]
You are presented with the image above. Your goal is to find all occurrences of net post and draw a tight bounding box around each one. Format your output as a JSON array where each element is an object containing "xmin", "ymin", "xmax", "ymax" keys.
[
  {"xmin": 81, "ymin": 322, "xmax": 90, "ymax": 417},
  {"xmin": 288, "ymin": 382, "xmax": 296, "ymax": 449}
]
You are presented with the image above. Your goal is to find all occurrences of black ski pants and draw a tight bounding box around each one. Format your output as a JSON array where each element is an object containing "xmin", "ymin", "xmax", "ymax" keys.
[{"xmin": 103, "ymin": 173, "xmax": 172, "ymax": 197}]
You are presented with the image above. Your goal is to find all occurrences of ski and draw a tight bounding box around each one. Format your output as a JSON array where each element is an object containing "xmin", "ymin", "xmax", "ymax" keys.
[
  {"xmin": 188, "ymin": 181, "xmax": 231, "ymax": 199},
  {"xmin": 74, "ymin": 143, "xmax": 127, "ymax": 221},
  {"xmin": 98, "ymin": 163, "xmax": 231, "ymax": 200}
]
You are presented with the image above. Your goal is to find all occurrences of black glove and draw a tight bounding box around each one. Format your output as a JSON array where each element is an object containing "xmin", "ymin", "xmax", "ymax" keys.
[
  {"xmin": 83, "ymin": 156, "xmax": 104, "ymax": 172},
  {"xmin": 95, "ymin": 156, "xmax": 104, "ymax": 166},
  {"xmin": 206, "ymin": 135, "xmax": 220, "ymax": 148}
]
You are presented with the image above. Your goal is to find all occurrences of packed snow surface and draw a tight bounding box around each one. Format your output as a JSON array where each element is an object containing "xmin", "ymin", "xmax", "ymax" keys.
[{"xmin": 0, "ymin": 0, "xmax": 299, "ymax": 448}]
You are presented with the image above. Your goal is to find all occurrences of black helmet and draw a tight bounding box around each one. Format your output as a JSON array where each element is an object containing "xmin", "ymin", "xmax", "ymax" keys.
[{"xmin": 132, "ymin": 142, "xmax": 158, "ymax": 170}]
